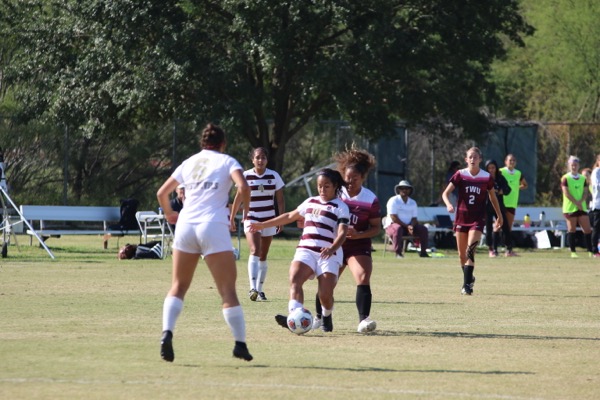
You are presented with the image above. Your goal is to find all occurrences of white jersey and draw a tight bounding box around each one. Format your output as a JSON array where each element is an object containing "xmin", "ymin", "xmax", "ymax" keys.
[
  {"xmin": 243, "ymin": 168, "xmax": 285, "ymax": 223},
  {"xmin": 296, "ymin": 196, "xmax": 350, "ymax": 253},
  {"xmin": 171, "ymin": 149, "xmax": 242, "ymax": 225}
]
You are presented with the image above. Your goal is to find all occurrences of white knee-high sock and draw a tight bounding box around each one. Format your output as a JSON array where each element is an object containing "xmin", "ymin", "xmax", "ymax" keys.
[
  {"xmin": 256, "ymin": 260, "xmax": 268, "ymax": 292},
  {"xmin": 247, "ymin": 255, "xmax": 260, "ymax": 290},
  {"xmin": 288, "ymin": 299, "xmax": 303, "ymax": 313},
  {"xmin": 223, "ymin": 305, "xmax": 246, "ymax": 342},
  {"xmin": 162, "ymin": 296, "xmax": 183, "ymax": 332}
]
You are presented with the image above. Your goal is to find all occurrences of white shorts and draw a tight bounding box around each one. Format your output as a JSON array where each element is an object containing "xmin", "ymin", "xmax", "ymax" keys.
[
  {"xmin": 292, "ymin": 248, "xmax": 341, "ymax": 280},
  {"xmin": 172, "ymin": 222, "xmax": 233, "ymax": 256},
  {"xmin": 243, "ymin": 220, "xmax": 277, "ymax": 237}
]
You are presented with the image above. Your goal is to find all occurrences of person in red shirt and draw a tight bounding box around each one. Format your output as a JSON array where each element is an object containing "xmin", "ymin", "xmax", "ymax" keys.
[{"xmin": 442, "ymin": 147, "xmax": 503, "ymax": 295}]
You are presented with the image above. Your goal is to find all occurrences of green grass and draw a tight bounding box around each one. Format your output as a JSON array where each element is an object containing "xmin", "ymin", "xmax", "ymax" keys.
[{"xmin": 0, "ymin": 235, "xmax": 599, "ymax": 399}]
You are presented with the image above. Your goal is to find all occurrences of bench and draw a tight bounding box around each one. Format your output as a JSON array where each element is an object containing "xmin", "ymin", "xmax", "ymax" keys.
[
  {"xmin": 510, "ymin": 207, "xmax": 568, "ymax": 248},
  {"xmin": 416, "ymin": 206, "xmax": 570, "ymax": 248},
  {"xmin": 19, "ymin": 205, "xmax": 139, "ymax": 246}
]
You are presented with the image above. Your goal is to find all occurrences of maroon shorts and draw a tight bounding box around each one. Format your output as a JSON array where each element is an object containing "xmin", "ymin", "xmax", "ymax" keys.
[
  {"xmin": 564, "ymin": 211, "xmax": 588, "ymax": 218},
  {"xmin": 342, "ymin": 242, "xmax": 372, "ymax": 264},
  {"xmin": 454, "ymin": 220, "xmax": 485, "ymax": 233}
]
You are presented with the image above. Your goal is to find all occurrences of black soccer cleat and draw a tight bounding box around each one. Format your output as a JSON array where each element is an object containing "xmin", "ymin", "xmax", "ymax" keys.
[
  {"xmin": 322, "ymin": 315, "xmax": 333, "ymax": 332},
  {"xmin": 233, "ymin": 341, "xmax": 253, "ymax": 361},
  {"xmin": 160, "ymin": 330, "xmax": 174, "ymax": 362},
  {"xmin": 275, "ymin": 314, "xmax": 289, "ymax": 329},
  {"xmin": 461, "ymin": 276, "xmax": 476, "ymax": 296}
]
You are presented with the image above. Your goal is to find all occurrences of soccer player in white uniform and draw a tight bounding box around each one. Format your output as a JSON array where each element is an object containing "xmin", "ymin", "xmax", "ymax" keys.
[
  {"xmin": 249, "ymin": 168, "xmax": 350, "ymax": 332},
  {"xmin": 157, "ymin": 123, "xmax": 253, "ymax": 362},
  {"xmin": 230, "ymin": 147, "xmax": 285, "ymax": 302}
]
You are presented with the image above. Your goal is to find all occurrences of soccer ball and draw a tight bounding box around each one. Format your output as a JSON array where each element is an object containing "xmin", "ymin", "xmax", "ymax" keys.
[{"xmin": 287, "ymin": 308, "xmax": 313, "ymax": 335}]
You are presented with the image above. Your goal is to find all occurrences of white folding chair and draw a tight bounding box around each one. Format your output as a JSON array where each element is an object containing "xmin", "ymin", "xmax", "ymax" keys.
[{"xmin": 135, "ymin": 211, "xmax": 173, "ymax": 258}]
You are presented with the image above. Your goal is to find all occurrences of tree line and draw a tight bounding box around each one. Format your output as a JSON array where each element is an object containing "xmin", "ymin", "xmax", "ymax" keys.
[{"xmin": 0, "ymin": 0, "xmax": 598, "ymax": 209}]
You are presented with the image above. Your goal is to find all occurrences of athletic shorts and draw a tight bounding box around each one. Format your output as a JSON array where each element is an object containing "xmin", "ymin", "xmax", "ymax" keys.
[
  {"xmin": 505, "ymin": 207, "xmax": 516, "ymax": 215},
  {"xmin": 454, "ymin": 220, "xmax": 485, "ymax": 233},
  {"xmin": 342, "ymin": 242, "xmax": 372, "ymax": 264},
  {"xmin": 172, "ymin": 222, "xmax": 233, "ymax": 256},
  {"xmin": 243, "ymin": 220, "xmax": 277, "ymax": 237},
  {"xmin": 292, "ymin": 247, "xmax": 341, "ymax": 280},
  {"xmin": 564, "ymin": 211, "xmax": 588, "ymax": 218}
]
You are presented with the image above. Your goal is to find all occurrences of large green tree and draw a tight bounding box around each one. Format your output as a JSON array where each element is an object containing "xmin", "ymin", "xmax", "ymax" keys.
[
  {"xmin": 2, "ymin": 0, "xmax": 531, "ymax": 177},
  {"xmin": 493, "ymin": 0, "xmax": 600, "ymax": 121}
]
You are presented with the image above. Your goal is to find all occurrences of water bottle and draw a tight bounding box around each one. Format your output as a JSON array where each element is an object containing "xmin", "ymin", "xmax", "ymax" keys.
[
  {"xmin": 539, "ymin": 211, "xmax": 545, "ymax": 227},
  {"xmin": 158, "ymin": 207, "xmax": 163, "ymax": 215},
  {"xmin": 524, "ymin": 213, "xmax": 531, "ymax": 228}
]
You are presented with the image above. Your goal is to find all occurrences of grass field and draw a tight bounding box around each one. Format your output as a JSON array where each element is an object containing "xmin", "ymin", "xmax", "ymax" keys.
[{"xmin": 0, "ymin": 235, "xmax": 598, "ymax": 399}]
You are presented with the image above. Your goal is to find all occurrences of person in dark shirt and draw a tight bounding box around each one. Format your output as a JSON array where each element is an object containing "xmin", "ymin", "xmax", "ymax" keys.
[
  {"xmin": 484, "ymin": 159, "xmax": 513, "ymax": 257},
  {"xmin": 170, "ymin": 184, "xmax": 185, "ymax": 213}
]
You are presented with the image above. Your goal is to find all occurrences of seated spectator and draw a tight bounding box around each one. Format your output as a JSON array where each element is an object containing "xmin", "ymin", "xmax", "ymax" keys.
[{"xmin": 383, "ymin": 180, "xmax": 430, "ymax": 258}]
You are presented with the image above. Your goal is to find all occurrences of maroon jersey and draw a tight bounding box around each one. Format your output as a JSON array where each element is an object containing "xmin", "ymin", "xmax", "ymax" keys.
[
  {"xmin": 340, "ymin": 186, "xmax": 380, "ymax": 255},
  {"xmin": 450, "ymin": 168, "xmax": 494, "ymax": 229}
]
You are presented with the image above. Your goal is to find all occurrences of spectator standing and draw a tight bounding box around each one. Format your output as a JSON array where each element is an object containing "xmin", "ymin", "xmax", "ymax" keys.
[
  {"xmin": 581, "ymin": 168, "xmax": 593, "ymax": 210},
  {"xmin": 561, "ymin": 155, "xmax": 593, "ymax": 258},
  {"xmin": 500, "ymin": 154, "xmax": 528, "ymax": 256},
  {"xmin": 230, "ymin": 147, "xmax": 285, "ymax": 302},
  {"xmin": 484, "ymin": 159, "xmax": 513, "ymax": 257},
  {"xmin": 384, "ymin": 180, "xmax": 430, "ymax": 258},
  {"xmin": 156, "ymin": 123, "xmax": 253, "ymax": 363},
  {"xmin": 442, "ymin": 147, "xmax": 503, "ymax": 295}
]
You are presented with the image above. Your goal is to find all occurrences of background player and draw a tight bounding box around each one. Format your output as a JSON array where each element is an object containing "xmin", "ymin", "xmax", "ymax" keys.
[
  {"xmin": 561, "ymin": 155, "xmax": 593, "ymax": 258},
  {"xmin": 442, "ymin": 147, "xmax": 503, "ymax": 295},
  {"xmin": 500, "ymin": 154, "xmax": 528, "ymax": 256},
  {"xmin": 230, "ymin": 147, "xmax": 285, "ymax": 301}
]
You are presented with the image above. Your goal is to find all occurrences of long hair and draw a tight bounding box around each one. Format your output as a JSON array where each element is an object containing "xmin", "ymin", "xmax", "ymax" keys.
[
  {"xmin": 317, "ymin": 168, "xmax": 347, "ymax": 197},
  {"xmin": 249, "ymin": 147, "xmax": 269, "ymax": 161},
  {"xmin": 484, "ymin": 159, "xmax": 500, "ymax": 179},
  {"xmin": 334, "ymin": 144, "xmax": 376, "ymax": 178},
  {"xmin": 200, "ymin": 123, "xmax": 226, "ymax": 150}
]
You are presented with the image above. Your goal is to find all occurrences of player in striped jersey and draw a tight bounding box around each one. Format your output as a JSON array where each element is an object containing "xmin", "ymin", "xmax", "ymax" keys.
[
  {"xmin": 442, "ymin": 147, "xmax": 503, "ymax": 295},
  {"xmin": 249, "ymin": 168, "xmax": 350, "ymax": 332},
  {"xmin": 230, "ymin": 148, "xmax": 285, "ymax": 301},
  {"xmin": 313, "ymin": 147, "xmax": 381, "ymax": 333}
]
